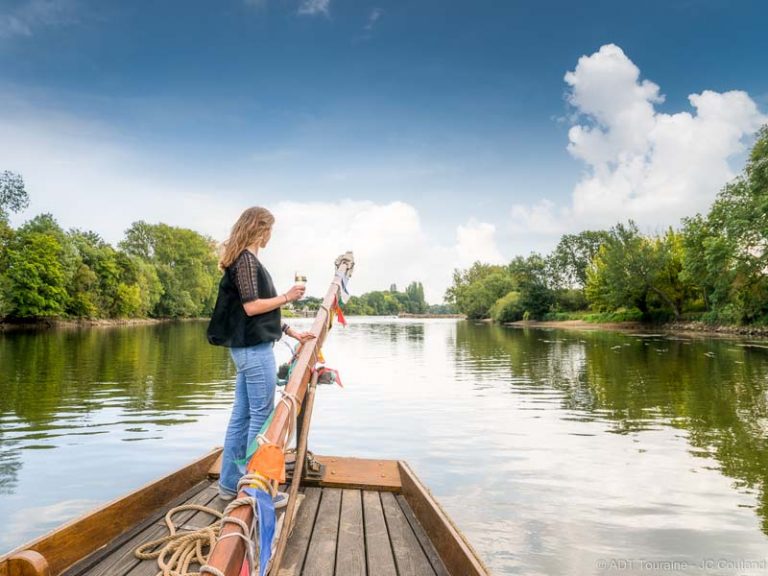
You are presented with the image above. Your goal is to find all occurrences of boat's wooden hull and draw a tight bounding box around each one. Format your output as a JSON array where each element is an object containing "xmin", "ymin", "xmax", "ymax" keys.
[{"xmin": 0, "ymin": 450, "xmax": 489, "ymax": 576}]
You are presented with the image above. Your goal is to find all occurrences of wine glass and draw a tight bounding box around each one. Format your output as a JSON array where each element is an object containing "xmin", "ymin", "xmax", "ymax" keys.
[{"xmin": 295, "ymin": 272, "xmax": 307, "ymax": 299}]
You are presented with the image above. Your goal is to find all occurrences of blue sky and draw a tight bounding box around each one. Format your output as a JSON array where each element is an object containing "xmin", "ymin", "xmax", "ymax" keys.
[{"xmin": 1, "ymin": 0, "xmax": 767, "ymax": 302}]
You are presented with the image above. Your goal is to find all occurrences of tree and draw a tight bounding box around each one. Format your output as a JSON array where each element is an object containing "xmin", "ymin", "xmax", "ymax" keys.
[
  {"xmin": 405, "ymin": 281, "xmax": 427, "ymax": 314},
  {"xmin": 549, "ymin": 230, "xmax": 610, "ymax": 289},
  {"xmin": 490, "ymin": 291, "xmax": 524, "ymax": 323},
  {"xmin": 445, "ymin": 262, "xmax": 513, "ymax": 319},
  {"xmin": 681, "ymin": 125, "xmax": 768, "ymax": 324},
  {"xmin": 508, "ymin": 254, "xmax": 555, "ymax": 319},
  {"xmin": 586, "ymin": 222, "xmax": 690, "ymax": 320},
  {"xmin": 121, "ymin": 222, "xmax": 218, "ymax": 317},
  {"xmin": 0, "ymin": 171, "xmax": 29, "ymax": 221},
  {"xmin": 1, "ymin": 229, "xmax": 70, "ymax": 317}
]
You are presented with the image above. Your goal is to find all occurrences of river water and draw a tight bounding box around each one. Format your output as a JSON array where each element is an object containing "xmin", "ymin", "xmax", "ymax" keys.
[{"xmin": 1, "ymin": 318, "xmax": 767, "ymax": 574}]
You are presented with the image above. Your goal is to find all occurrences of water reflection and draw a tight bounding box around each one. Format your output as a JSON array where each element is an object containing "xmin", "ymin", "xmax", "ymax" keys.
[
  {"xmin": 0, "ymin": 322, "xmax": 234, "ymax": 545},
  {"xmin": 453, "ymin": 322, "xmax": 768, "ymax": 572},
  {"xmin": 1, "ymin": 319, "xmax": 768, "ymax": 574}
]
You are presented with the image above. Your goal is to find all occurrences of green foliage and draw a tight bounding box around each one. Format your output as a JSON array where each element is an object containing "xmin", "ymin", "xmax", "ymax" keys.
[
  {"xmin": 490, "ymin": 291, "xmax": 524, "ymax": 323},
  {"xmin": 508, "ymin": 254, "xmax": 555, "ymax": 319},
  {"xmin": 681, "ymin": 126, "xmax": 768, "ymax": 324},
  {"xmin": 341, "ymin": 281, "xmax": 430, "ymax": 316},
  {"xmin": 445, "ymin": 262, "xmax": 515, "ymax": 319},
  {"xmin": 1, "ymin": 229, "xmax": 70, "ymax": 317},
  {"xmin": 0, "ymin": 171, "xmax": 29, "ymax": 221},
  {"xmin": 447, "ymin": 256, "xmax": 555, "ymax": 320},
  {"xmin": 3, "ymin": 126, "xmax": 768, "ymax": 326},
  {"xmin": 549, "ymin": 230, "xmax": 610, "ymax": 288},
  {"xmin": 121, "ymin": 222, "xmax": 218, "ymax": 317},
  {"xmin": 0, "ymin": 193, "xmax": 214, "ymax": 320},
  {"xmin": 292, "ymin": 296, "xmax": 322, "ymax": 314},
  {"xmin": 583, "ymin": 308, "xmax": 644, "ymax": 323},
  {"xmin": 427, "ymin": 302, "xmax": 458, "ymax": 314},
  {"xmin": 585, "ymin": 223, "xmax": 692, "ymax": 320}
]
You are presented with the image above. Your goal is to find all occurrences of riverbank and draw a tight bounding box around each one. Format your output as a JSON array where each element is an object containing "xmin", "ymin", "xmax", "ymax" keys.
[
  {"xmin": 504, "ymin": 319, "xmax": 768, "ymax": 338},
  {"xmin": 0, "ymin": 317, "xmax": 202, "ymax": 332},
  {"xmin": 398, "ymin": 312, "xmax": 466, "ymax": 319}
]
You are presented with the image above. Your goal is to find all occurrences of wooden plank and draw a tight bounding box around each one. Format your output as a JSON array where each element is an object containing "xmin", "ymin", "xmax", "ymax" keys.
[
  {"xmin": 0, "ymin": 449, "xmax": 221, "ymax": 576},
  {"xmin": 276, "ymin": 488, "xmax": 321, "ymax": 576},
  {"xmin": 334, "ymin": 490, "xmax": 364, "ymax": 576},
  {"xmin": 208, "ymin": 451, "xmax": 223, "ymax": 479},
  {"xmin": 270, "ymin": 371, "xmax": 320, "ymax": 574},
  {"xmin": 126, "ymin": 488, "xmax": 229, "ymax": 576},
  {"xmin": 205, "ymin": 253, "xmax": 355, "ymax": 576},
  {"xmin": 362, "ymin": 492, "xmax": 396, "ymax": 576},
  {"xmin": 302, "ymin": 489, "xmax": 342, "ymax": 576},
  {"xmin": 380, "ymin": 492, "xmax": 435, "ymax": 576},
  {"xmin": 395, "ymin": 495, "xmax": 450, "ymax": 576},
  {"xmin": 77, "ymin": 484, "xmax": 219, "ymax": 576},
  {"xmin": 302, "ymin": 456, "xmax": 401, "ymax": 492},
  {"xmin": 397, "ymin": 462, "xmax": 489, "ymax": 576},
  {"xmin": 61, "ymin": 481, "xmax": 212, "ymax": 576}
]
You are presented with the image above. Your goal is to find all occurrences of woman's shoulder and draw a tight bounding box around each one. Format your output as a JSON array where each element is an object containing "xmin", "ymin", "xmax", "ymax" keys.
[{"xmin": 231, "ymin": 249, "xmax": 261, "ymax": 270}]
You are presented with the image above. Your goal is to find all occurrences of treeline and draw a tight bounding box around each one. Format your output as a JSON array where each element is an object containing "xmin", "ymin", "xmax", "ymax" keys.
[
  {"xmin": 344, "ymin": 282, "xmax": 429, "ymax": 315},
  {"xmin": 291, "ymin": 282, "xmax": 456, "ymax": 316},
  {"xmin": 0, "ymin": 175, "xmax": 219, "ymax": 320},
  {"xmin": 446, "ymin": 125, "xmax": 768, "ymax": 326}
]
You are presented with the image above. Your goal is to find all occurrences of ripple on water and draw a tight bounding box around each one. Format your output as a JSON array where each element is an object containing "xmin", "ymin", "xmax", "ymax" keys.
[{"xmin": 2, "ymin": 319, "xmax": 768, "ymax": 573}]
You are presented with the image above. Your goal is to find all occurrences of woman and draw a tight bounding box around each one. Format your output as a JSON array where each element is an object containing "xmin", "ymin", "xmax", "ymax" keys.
[{"xmin": 207, "ymin": 206, "xmax": 315, "ymax": 501}]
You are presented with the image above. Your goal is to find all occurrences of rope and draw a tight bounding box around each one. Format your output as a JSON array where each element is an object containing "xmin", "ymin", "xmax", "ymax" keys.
[
  {"xmin": 135, "ymin": 474, "xmax": 273, "ymax": 576},
  {"xmin": 277, "ymin": 389, "xmax": 299, "ymax": 448}
]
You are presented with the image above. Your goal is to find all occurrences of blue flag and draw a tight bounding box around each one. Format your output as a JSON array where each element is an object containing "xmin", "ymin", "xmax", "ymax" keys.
[{"xmin": 244, "ymin": 487, "xmax": 276, "ymax": 576}]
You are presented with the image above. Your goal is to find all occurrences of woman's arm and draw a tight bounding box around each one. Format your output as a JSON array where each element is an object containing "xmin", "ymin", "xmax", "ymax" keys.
[
  {"xmin": 243, "ymin": 294, "xmax": 288, "ymax": 316},
  {"xmin": 242, "ymin": 283, "xmax": 305, "ymax": 316}
]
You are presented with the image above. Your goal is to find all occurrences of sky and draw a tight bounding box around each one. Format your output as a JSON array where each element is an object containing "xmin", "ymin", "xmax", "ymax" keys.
[{"xmin": 1, "ymin": 0, "xmax": 767, "ymax": 303}]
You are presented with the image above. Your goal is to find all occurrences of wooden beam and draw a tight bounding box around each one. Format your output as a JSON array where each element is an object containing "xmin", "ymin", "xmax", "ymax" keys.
[
  {"xmin": 269, "ymin": 370, "xmax": 320, "ymax": 574},
  {"xmin": 0, "ymin": 449, "xmax": 221, "ymax": 576},
  {"xmin": 205, "ymin": 253, "xmax": 354, "ymax": 576},
  {"xmin": 397, "ymin": 462, "xmax": 490, "ymax": 576},
  {"xmin": 300, "ymin": 456, "xmax": 401, "ymax": 492}
]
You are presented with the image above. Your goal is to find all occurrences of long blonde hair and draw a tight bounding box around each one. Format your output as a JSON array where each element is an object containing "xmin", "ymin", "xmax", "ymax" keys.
[{"xmin": 219, "ymin": 207, "xmax": 275, "ymax": 270}]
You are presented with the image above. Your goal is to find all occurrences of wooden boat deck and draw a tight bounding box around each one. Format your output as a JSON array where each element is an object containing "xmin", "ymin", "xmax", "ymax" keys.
[
  {"xmin": 64, "ymin": 478, "xmax": 448, "ymax": 576},
  {"xmin": 2, "ymin": 452, "xmax": 487, "ymax": 576}
]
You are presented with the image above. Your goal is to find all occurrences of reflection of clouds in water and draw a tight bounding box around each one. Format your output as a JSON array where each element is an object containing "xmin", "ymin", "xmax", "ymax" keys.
[
  {"xmin": 450, "ymin": 322, "xmax": 768, "ymax": 574},
  {"xmin": 2, "ymin": 319, "xmax": 768, "ymax": 572},
  {"xmin": 1, "ymin": 499, "xmax": 97, "ymax": 548}
]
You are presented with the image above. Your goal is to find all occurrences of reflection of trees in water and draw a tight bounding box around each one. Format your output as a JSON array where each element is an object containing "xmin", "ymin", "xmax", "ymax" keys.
[
  {"xmin": 455, "ymin": 322, "xmax": 768, "ymax": 534},
  {"xmin": 347, "ymin": 321, "xmax": 424, "ymax": 346},
  {"xmin": 0, "ymin": 322, "xmax": 237, "ymax": 489},
  {"xmin": 0, "ymin": 322, "xmax": 235, "ymax": 426},
  {"xmin": 0, "ymin": 440, "xmax": 21, "ymax": 494}
]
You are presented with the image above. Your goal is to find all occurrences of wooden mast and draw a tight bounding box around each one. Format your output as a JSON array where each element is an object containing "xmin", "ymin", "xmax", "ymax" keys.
[{"xmin": 204, "ymin": 252, "xmax": 354, "ymax": 576}]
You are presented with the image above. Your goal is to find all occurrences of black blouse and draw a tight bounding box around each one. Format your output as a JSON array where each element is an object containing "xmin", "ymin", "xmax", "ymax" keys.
[{"xmin": 207, "ymin": 251, "xmax": 283, "ymax": 347}]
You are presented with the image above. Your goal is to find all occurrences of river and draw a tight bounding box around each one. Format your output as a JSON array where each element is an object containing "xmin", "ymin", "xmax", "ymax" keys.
[{"xmin": 1, "ymin": 318, "xmax": 767, "ymax": 574}]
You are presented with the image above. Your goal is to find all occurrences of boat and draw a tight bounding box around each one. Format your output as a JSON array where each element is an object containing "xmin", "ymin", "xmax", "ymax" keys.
[{"xmin": 0, "ymin": 253, "xmax": 490, "ymax": 576}]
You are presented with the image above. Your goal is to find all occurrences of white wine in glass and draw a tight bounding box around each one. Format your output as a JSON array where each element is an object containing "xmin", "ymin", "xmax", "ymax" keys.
[{"xmin": 294, "ymin": 272, "xmax": 307, "ymax": 288}]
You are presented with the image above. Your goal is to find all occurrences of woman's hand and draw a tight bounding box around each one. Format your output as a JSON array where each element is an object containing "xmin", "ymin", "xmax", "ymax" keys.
[
  {"xmin": 284, "ymin": 284, "xmax": 306, "ymax": 302},
  {"xmin": 290, "ymin": 330, "xmax": 316, "ymax": 343}
]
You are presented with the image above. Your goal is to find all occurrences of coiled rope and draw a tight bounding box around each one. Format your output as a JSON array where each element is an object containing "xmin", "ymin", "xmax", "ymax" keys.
[{"xmin": 135, "ymin": 473, "xmax": 272, "ymax": 576}]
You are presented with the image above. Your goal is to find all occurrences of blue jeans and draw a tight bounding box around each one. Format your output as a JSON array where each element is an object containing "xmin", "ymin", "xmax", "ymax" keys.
[{"xmin": 220, "ymin": 342, "xmax": 277, "ymax": 494}]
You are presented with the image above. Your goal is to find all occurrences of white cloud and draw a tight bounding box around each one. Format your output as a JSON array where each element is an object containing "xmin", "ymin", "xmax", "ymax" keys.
[
  {"xmin": 364, "ymin": 8, "xmax": 382, "ymax": 31},
  {"xmin": 509, "ymin": 43, "xmax": 766, "ymax": 237},
  {"xmin": 1, "ymin": 96, "xmax": 502, "ymax": 304},
  {"xmin": 455, "ymin": 220, "xmax": 505, "ymax": 267},
  {"xmin": 0, "ymin": 0, "xmax": 78, "ymax": 38},
  {"xmin": 297, "ymin": 0, "xmax": 330, "ymax": 17}
]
